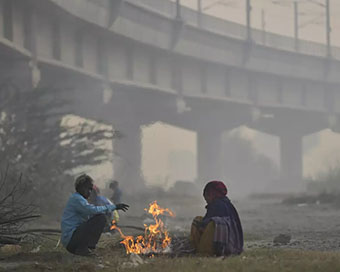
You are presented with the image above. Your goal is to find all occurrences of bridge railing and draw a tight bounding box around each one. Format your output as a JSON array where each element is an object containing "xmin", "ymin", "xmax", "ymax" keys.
[
  {"xmin": 124, "ymin": 0, "xmax": 247, "ymax": 39},
  {"xmin": 125, "ymin": 0, "xmax": 340, "ymax": 60}
]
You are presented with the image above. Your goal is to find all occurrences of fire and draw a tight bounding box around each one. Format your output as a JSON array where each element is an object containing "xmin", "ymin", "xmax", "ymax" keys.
[{"xmin": 111, "ymin": 201, "xmax": 175, "ymax": 254}]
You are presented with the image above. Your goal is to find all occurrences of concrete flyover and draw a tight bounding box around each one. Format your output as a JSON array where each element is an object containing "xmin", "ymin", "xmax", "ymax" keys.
[{"xmin": 1, "ymin": 0, "xmax": 340, "ymax": 191}]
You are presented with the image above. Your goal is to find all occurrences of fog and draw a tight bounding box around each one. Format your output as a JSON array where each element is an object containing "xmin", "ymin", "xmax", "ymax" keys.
[
  {"xmin": 2, "ymin": 1, "xmax": 340, "ymax": 266},
  {"xmin": 2, "ymin": 0, "xmax": 340, "ymax": 205},
  {"xmin": 78, "ymin": 0, "xmax": 340, "ymax": 197}
]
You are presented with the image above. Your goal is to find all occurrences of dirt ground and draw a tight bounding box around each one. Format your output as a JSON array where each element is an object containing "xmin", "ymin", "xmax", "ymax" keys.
[
  {"xmin": 111, "ymin": 193, "xmax": 340, "ymax": 252},
  {"xmin": 1, "ymin": 193, "xmax": 340, "ymax": 271},
  {"xmin": 235, "ymin": 196, "xmax": 340, "ymax": 251},
  {"xmin": 161, "ymin": 194, "xmax": 340, "ymax": 252}
]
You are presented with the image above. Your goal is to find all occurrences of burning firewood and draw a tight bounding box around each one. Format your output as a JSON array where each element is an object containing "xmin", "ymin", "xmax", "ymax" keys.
[{"xmin": 111, "ymin": 201, "xmax": 175, "ymax": 255}]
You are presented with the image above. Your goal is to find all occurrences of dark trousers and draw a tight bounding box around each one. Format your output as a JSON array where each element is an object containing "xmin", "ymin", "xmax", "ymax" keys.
[{"xmin": 66, "ymin": 214, "xmax": 106, "ymax": 254}]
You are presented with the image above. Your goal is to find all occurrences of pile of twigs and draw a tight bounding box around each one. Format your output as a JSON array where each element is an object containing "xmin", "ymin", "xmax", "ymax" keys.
[{"xmin": 168, "ymin": 235, "xmax": 195, "ymax": 257}]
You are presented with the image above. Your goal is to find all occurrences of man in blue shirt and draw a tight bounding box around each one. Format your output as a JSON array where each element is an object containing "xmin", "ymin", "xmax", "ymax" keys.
[{"xmin": 61, "ymin": 174, "xmax": 129, "ymax": 256}]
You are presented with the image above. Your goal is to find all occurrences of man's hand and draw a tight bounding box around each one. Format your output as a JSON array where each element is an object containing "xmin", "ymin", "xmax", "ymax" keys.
[{"xmin": 116, "ymin": 203, "xmax": 129, "ymax": 212}]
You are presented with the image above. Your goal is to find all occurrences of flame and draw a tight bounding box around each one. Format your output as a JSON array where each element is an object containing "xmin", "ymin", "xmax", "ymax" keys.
[{"xmin": 111, "ymin": 201, "xmax": 175, "ymax": 255}]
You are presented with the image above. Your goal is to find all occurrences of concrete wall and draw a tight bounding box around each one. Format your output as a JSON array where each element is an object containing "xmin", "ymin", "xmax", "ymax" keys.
[
  {"xmin": 12, "ymin": 1, "xmax": 24, "ymax": 47},
  {"xmin": 82, "ymin": 31, "xmax": 97, "ymax": 74},
  {"xmin": 36, "ymin": 13, "xmax": 54, "ymax": 59},
  {"xmin": 182, "ymin": 60, "xmax": 201, "ymax": 96},
  {"xmin": 0, "ymin": 1, "xmax": 3, "ymax": 37},
  {"xmin": 305, "ymin": 83, "xmax": 325, "ymax": 111},
  {"xmin": 133, "ymin": 46, "xmax": 151, "ymax": 84},
  {"xmin": 108, "ymin": 39, "xmax": 128, "ymax": 80},
  {"xmin": 60, "ymin": 18, "xmax": 76, "ymax": 66},
  {"xmin": 229, "ymin": 70, "xmax": 249, "ymax": 102},
  {"xmin": 257, "ymin": 75, "xmax": 279, "ymax": 105},
  {"xmin": 155, "ymin": 53, "xmax": 173, "ymax": 90},
  {"xmin": 207, "ymin": 65, "xmax": 225, "ymax": 98}
]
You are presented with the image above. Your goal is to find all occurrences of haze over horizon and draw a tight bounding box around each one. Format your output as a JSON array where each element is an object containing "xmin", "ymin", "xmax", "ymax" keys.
[{"xmin": 83, "ymin": 0, "xmax": 340, "ymax": 192}]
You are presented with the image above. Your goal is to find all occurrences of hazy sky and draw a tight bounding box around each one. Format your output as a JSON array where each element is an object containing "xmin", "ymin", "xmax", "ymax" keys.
[
  {"xmin": 177, "ymin": 0, "xmax": 340, "ymax": 46},
  {"xmin": 142, "ymin": 124, "xmax": 340, "ymax": 187}
]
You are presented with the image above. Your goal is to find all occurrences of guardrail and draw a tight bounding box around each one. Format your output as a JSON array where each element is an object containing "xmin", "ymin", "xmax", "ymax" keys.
[{"xmin": 125, "ymin": 0, "xmax": 340, "ymax": 60}]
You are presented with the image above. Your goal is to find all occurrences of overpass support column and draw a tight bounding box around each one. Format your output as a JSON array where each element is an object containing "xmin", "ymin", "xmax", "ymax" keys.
[
  {"xmin": 112, "ymin": 122, "xmax": 144, "ymax": 194},
  {"xmin": 279, "ymin": 132, "xmax": 303, "ymax": 191},
  {"xmin": 196, "ymin": 126, "xmax": 224, "ymax": 185}
]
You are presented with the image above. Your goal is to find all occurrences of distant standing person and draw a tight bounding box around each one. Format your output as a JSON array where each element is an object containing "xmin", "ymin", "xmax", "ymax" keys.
[
  {"xmin": 88, "ymin": 185, "xmax": 112, "ymax": 207},
  {"xmin": 88, "ymin": 184, "xmax": 120, "ymax": 227},
  {"xmin": 110, "ymin": 180, "xmax": 122, "ymax": 204},
  {"xmin": 61, "ymin": 174, "xmax": 129, "ymax": 256}
]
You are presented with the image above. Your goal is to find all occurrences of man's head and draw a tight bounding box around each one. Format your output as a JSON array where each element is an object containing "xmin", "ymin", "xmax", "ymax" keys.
[
  {"xmin": 109, "ymin": 180, "xmax": 119, "ymax": 190},
  {"xmin": 75, "ymin": 174, "xmax": 94, "ymax": 199},
  {"xmin": 203, "ymin": 180, "xmax": 228, "ymax": 204}
]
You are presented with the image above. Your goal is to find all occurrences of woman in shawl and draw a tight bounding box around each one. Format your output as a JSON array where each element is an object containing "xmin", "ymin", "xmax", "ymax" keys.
[{"xmin": 190, "ymin": 181, "xmax": 243, "ymax": 256}]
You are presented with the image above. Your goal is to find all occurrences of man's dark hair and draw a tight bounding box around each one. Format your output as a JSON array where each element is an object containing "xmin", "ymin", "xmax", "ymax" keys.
[{"xmin": 75, "ymin": 174, "xmax": 93, "ymax": 193}]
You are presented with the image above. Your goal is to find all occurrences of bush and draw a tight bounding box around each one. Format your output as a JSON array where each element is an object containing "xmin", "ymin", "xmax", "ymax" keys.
[{"xmin": 306, "ymin": 163, "xmax": 340, "ymax": 194}]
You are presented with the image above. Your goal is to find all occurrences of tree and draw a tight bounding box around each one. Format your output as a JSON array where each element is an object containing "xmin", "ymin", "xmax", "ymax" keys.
[
  {"xmin": 0, "ymin": 78, "xmax": 116, "ymax": 214},
  {"xmin": 0, "ymin": 165, "xmax": 39, "ymax": 244}
]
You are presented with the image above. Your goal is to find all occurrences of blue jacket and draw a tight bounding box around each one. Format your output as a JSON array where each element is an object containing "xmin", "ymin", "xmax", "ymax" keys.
[
  {"xmin": 61, "ymin": 192, "xmax": 116, "ymax": 247},
  {"xmin": 95, "ymin": 195, "xmax": 112, "ymax": 206}
]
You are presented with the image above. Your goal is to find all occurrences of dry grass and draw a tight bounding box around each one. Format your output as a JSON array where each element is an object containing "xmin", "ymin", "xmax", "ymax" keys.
[
  {"xmin": 122, "ymin": 250, "xmax": 340, "ymax": 272},
  {"xmin": 1, "ymin": 235, "xmax": 340, "ymax": 272}
]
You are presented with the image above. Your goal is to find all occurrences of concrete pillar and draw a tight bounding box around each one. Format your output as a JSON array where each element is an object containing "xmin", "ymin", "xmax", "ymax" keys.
[
  {"xmin": 110, "ymin": 89, "xmax": 146, "ymax": 194},
  {"xmin": 112, "ymin": 122, "xmax": 144, "ymax": 194},
  {"xmin": 279, "ymin": 133, "xmax": 303, "ymax": 191},
  {"xmin": 196, "ymin": 126, "xmax": 224, "ymax": 185}
]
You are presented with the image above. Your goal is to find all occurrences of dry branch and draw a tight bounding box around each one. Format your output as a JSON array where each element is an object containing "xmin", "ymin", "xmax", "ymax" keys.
[{"xmin": 0, "ymin": 167, "xmax": 39, "ymax": 244}]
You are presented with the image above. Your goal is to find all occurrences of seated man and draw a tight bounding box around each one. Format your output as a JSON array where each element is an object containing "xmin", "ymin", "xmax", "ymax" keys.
[
  {"xmin": 61, "ymin": 174, "xmax": 129, "ymax": 256},
  {"xmin": 190, "ymin": 181, "xmax": 243, "ymax": 256}
]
